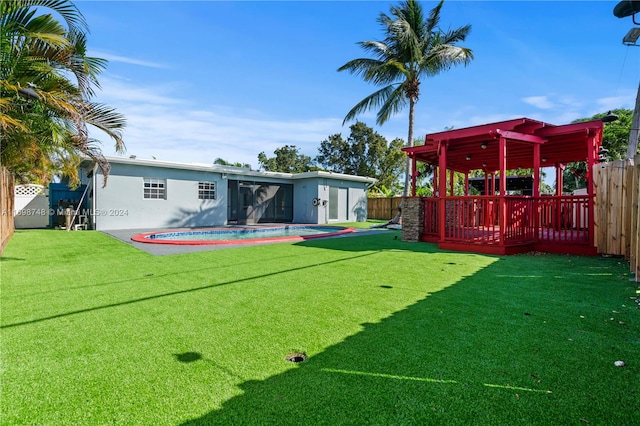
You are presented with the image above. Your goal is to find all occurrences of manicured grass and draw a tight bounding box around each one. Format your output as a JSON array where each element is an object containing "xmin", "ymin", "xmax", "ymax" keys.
[
  {"xmin": 341, "ymin": 219, "xmax": 389, "ymax": 229},
  {"xmin": 1, "ymin": 229, "xmax": 638, "ymax": 425}
]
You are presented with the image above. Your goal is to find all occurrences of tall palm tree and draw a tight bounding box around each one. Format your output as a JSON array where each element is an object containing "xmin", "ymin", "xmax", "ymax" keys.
[
  {"xmin": 338, "ymin": 0, "xmax": 473, "ymax": 196},
  {"xmin": 1, "ymin": 0, "xmax": 125, "ymax": 186}
]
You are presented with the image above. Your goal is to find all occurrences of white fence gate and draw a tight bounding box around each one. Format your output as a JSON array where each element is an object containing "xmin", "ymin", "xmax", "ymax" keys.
[{"xmin": 14, "ymin": 184, "xmax": 49, "ymax": 229}]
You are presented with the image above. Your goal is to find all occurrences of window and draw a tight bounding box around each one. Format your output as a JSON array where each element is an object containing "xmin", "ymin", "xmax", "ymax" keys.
[
  {"xmin": 198, "ymin": 181, "xmax": 216, "ymax": 200},
  {"xmin": 143, "ymin": 178, "xmax": 166, "ymax": 199}
]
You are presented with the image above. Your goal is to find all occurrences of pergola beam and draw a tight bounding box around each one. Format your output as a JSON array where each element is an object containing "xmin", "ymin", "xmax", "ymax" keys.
[
  {"xmin": 535, "ymin": 120, "xmax": 601, "ymax": 137},
  {"xmin": 496, "ymin": 129, "xmax": 547, "ymax": 144}
]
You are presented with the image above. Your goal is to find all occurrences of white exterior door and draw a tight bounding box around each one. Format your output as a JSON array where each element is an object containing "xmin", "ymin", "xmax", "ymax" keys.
[{"xmin": 328, "ymin": 187, "xmax": 348, "ymax": 222}]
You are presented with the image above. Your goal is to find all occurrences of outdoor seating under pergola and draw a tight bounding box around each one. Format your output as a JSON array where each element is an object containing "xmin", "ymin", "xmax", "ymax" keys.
[{"xmin": 402, "ymin": 117, "xmax": 604, "ymax": 255}]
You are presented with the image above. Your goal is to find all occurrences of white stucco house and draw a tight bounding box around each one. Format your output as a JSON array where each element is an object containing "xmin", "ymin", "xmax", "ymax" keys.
[{"xmin": 78, "ymin": 157, "xmax": 376, "ymax": 231}]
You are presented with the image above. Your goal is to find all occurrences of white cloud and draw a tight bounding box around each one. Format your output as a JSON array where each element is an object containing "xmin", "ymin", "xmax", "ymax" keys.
[
  {"xmin": 89, "ymin": 50, "xmax": 168, "ymax": 69},
  {"xmin": 90, "ymin": 77, "xmax": 638, "ymax": 172},
  {"xmin": 522, "ymin": 96, "xmax": 554, "ymax": 110},
  {"xmin": 90, "ymin": 78, "xmax": 350, "ymax": 169},
  {"xmin": 595, "ymin": 93, "xmax": 637, "ymax": 112},
  {"xmin": 96, "ymin": 77, "xmax": 185, "ymax": 105}
]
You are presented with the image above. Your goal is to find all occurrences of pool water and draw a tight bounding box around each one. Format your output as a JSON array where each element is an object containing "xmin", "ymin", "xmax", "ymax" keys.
[{"xmin": 131, "ymin": 225, "xmax": 355, "ymax": 245}]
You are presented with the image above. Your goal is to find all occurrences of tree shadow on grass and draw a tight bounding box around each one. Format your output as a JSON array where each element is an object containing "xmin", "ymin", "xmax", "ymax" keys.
[
  {"xmin": 180, "ymin": 256, "xmax": 636, "ymax": 425},
  {"xmin": 2, "ymin": 232, "xmax": 421, "ymax": 329},
  {"xmin": 6, "ymin": 250, "xmax": 308, "ymax": 300},
  {"xmin": 1, "ymin": 249, "xmax": 382, "ymax": 329}
]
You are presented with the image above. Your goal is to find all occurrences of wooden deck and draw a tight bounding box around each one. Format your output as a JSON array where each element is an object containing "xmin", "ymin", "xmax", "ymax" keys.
[{"xmin": 420, "ymin": 195, "xmax": 597, "ymax": 255}]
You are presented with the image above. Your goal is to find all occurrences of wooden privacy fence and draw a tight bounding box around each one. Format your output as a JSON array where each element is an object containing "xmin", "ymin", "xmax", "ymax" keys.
[
  {"xmin": 367, "ymin": 197, "xmax": 403, "ymax": 220},
  {"xmin": 593, "ymin": 155, "xmax": 640, "ymax": 280},
  {"xmin": 0, "ymin": 167, "xmax": 15, "ymax": 255}
]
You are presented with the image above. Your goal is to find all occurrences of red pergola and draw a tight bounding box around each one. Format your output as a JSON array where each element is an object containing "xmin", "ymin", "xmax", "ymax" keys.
[{"xmin": 403, "ymin": 117, "xmax": 604, "ymax": 255}]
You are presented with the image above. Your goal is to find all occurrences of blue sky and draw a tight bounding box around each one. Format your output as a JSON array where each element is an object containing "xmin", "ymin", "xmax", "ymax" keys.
[{"xmin": 78, "ymin": 1, "xmax": 640, "ymax": 169}]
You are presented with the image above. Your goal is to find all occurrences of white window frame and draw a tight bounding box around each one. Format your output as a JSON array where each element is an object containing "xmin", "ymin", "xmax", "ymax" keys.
[
  {"xmin": 143, "ymin": 178, "xmax": 166, "ymax": 200},
  {"xmin": 198, "ymin": 181, "xmax": 216, "ymax": 200}
]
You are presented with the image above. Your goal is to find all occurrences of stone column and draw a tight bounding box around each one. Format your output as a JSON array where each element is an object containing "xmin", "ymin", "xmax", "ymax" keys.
[{"xmin": 401, "ymin": 197, "xmax": 424, "ymax": 242}]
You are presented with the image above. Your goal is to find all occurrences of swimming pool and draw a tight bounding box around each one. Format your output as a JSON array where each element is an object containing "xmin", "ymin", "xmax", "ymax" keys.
[{"xmin": 131, "ymin": 225, "xmax": 355, "ymax": 245}]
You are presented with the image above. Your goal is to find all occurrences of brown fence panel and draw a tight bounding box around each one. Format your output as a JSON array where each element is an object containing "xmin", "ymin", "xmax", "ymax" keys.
[
  {"xmin": 593, "ymin": 157, "xmax": 640, "ymax": 281},
  {"xmin": 594, "ymin": 160, "xmax": 627, "ymax": 255},
  {"xmin": 593, "ymin": 164, "xmax": 606, "ymax": 252},
  {"xmin": 631, "ymin": 155, "xmax": 640, "ymax": 279},
  {"xmin": 367, "ymin": 197, "xmax": 403, "ymax": 220},
  {"xmin": 0, "ymin": 167, "xmax": 15, "ymax": 255}
]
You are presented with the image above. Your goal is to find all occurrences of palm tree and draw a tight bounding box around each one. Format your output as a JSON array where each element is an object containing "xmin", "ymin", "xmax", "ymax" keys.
[
  {"xmin": 1, "ymin": 0, "xmax": 126, "ymax": 186},
  {"xmin": 338, "ymin": 0, "xmax": 473, "ymax": 196}
]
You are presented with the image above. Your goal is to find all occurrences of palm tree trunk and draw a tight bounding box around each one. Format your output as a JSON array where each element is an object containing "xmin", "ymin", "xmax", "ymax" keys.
[{"xmin": 402, "ymin": 99, "xmax": 416, "ymax": 197}]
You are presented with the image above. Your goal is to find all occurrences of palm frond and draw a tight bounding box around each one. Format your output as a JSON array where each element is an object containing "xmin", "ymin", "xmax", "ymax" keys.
[
  {"xmin": 376, "ymin": 84, "xmax": 407, "ymax": 125},
  {"xmin": 20, "ymin": 0, "xmax": 88, "ymax": 33},
  {"xmin": 358, "ymin": 40, "xmax": 394, "ymax": 60},
  {"xmin": 338, "ymin": 57, "xmax": 385, "ymax": 78},
  {"xmin": 0, "ymin": 110, "xmax": 29, "ymax": 133},
  {"xmin": 81, "ymin": 102, "xmax": 126, "ymax": 153},
  {"xmin": 439, "ymin": 24, "xmax": 472, "ymax": 46},
  {"xmin": 369, "ymin": 59, "xmax": 407, "ymax": 85},
  {"xmin": 424, "ymin": 0, "xmax": 444, "ymax": 34},
  {"xmin": 343, "ymin": 84, "xmax": 400, "ymax": 125},
  {"xmin": 421, "ymin": 44, "xmax": 473, "ymax": 77}
]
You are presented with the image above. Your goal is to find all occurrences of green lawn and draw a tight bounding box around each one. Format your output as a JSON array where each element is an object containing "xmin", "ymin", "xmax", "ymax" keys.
[{"xmin": 1, "ymin": 229, "xmax": 638, "ymax": 425}]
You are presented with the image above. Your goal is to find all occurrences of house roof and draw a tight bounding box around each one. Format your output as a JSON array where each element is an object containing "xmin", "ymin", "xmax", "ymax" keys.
[
  {"xmin": 403, "ymin": 117, "xmax": 604, "ymax": 173},
  {"xmin": 82, "ymin": 156, "xmax": 377, "ymax": 184}
]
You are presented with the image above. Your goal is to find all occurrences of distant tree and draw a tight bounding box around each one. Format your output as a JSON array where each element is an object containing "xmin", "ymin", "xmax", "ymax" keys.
[
  {"xmin": 213, "ymin": 158, "xmax": 250, "ymax": 168},
  {"xmin": 371, "ymin": 184, "xmax": 398, "ymax": 198},
  {"xmin": 338, "ymin": 0, "xmax": 473, "ymax": 196},
  {"xmin": 408, "ymin": 137, "xmax": 434, "ymax": 195},
  {"xmin": 316, "ymin": 121, "xmax": 405, "ymax": 194},
  {"xmin": 562, "ymin": 162, "xmax": 587, "ymax": 193},
  {"xmin": 411, "ymin": 162, "xmax": 437, "ymax": 196},
  {"xmin": 573, "ymin": 109, "xmax": 633, "ymax": 160},
  {"xmin": 257, "ymin": 145, "xmax": 314, "ymax": 173},
  {"xmin": 564, "ymin": 109, "xmax": 635, "ymax": 192}
]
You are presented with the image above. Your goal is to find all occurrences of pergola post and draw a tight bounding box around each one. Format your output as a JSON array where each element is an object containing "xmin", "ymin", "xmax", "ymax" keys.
[
  {"xmin": 433, "ymin": 166, "xmax": 438, "ymax": 196},
  {"xmin": 483, "ymin": 171, "xmax": 492, "ymax": 227},
  {"xmin": 533, "ymin": 144, "xmax": 541, "ymax": 242},
  {"xmin": 498, "ymin": 136, "xmax": 507, "ymax": 246},
  {"xmin": 586, "ymin": 128, "xmax": 601, "ymax": 248},
  {"xmin": 489, "ymin": 172, "xmax": 496, "ymax": 195},
  {"xmin": 411, "ymin": 155, "xmax": 417, "ymax": 197},
  {"xmin": 438, "ymin": 143, "xmax": 447, "ymax": 242},
  {"xmin": 555, "ymin": 164, "xmax": 564, "ymax": 196},
  {"xmin": 464, "ymin": 173, "xmax": 469, "ymax": 195},
  {"xmin": 449, "ymin": 169, "xmax": 454, "ymax": 196},
  {"xmin": 554, "ymin": 163, "xmax": 565, "ymax": 231},
  {"xmin": 533, "ymin": 144, "xmax": 541, "ymax": 198},
  {"xmin": 484, "ymin": 172, "xmax": 489, "ymax": 195}
]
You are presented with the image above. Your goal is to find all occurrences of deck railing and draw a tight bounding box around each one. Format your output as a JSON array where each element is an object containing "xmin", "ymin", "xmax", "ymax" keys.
[
  {"xmin": 421, "ymin": 195, "xmax": 591, "ymax": 247},
  {"xmin": 422, "ymin": 198, "xmax": 438, "ymax": 237},
  {"xmin": 538, "ymin": 195, "xmax": 590, "ymax": 243}
]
